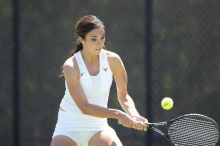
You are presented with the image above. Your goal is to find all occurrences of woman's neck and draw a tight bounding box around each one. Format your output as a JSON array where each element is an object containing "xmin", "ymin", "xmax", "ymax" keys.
[{"xmin": 81, "ymin": 49, "xmax": 99, "ymax": 64}]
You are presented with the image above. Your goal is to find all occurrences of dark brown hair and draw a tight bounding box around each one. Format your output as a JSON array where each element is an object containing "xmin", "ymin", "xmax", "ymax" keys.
[
  {"xmin": 69, "ymin": 15, "xmax": 105, "ymax": 57},
  {"xmin": 60, "ymin": 15, "xmax": 105, "ymax": 76}
]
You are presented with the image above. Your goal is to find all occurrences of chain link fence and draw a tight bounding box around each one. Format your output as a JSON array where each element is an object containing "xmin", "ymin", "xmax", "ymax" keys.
[
  {"xmin": 1, "ymin": 0, "xmax": 220, "ymax": 146},
  {"xmin": 0, "ymin": 0, "xmax": 13, "ymax": 146},
  {"xmin": 150, "ymin": 1, "xmax": 220, "ymax": 145}
]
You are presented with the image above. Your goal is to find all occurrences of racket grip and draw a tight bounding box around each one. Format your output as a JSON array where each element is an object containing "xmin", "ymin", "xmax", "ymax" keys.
[{"xmin": 147, "ymin": 122, "xmax": 167, "ymax": 127}]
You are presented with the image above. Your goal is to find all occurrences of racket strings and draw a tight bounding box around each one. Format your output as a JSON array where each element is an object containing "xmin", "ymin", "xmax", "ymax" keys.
[
  {"xmin": 171, "ymin": 119, "xmax": 218, "ymax": 145},
  {"xmin": 168, "ymin": 115, "xmax": 219, "ymax": 146}
]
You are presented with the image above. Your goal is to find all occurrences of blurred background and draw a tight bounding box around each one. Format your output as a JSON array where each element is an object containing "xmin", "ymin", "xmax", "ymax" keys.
[{"xmin": 0, "ymin": 0, "xmax": 220, "ymax": 146}]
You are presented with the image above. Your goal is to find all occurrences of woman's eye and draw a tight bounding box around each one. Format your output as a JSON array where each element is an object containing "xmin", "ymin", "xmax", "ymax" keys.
[
  {"xmin": 91, "ymin": 36, "xmax": 105, "ymax": 42},
  {"xmin": 91, "ymin": 38, "xmax": 97, "ymax": 41}
]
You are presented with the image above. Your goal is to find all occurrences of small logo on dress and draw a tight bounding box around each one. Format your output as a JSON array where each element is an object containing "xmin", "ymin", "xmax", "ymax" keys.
[{"xmin": 102, "ymin": 67, "xmax": 108, "ymax": 72}]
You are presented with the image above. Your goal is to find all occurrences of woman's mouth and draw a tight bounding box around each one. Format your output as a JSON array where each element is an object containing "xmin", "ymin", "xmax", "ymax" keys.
[{"xmin": 96, "ymin": 48, "xmax": 101, "ymax": 51}]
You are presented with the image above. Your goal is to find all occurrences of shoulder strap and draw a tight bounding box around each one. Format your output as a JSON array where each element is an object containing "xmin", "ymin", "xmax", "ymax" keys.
[
  {"xmin": 74, "ymin": 51, "xmax": 87, "ymax": 75},
  {"xmin": 100, "ymin": 50, "xmax": 110, "ymax": 72}
]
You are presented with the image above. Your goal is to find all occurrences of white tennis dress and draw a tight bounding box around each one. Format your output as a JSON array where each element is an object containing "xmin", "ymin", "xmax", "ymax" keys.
[{"xmin": 52, "ymin": 49, "xmax": 117, "ymax": 145}]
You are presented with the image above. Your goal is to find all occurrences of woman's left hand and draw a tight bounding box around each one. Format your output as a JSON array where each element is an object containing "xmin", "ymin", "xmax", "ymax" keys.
[{"xmin": 132, "ymin": 115, "xmax": 148, "ymax": 131}]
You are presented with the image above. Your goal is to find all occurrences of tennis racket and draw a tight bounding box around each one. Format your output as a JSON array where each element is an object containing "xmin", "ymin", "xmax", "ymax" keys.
[{"xmin": 147, "ymin": 113, "xmax": 219, "ymax": 146}]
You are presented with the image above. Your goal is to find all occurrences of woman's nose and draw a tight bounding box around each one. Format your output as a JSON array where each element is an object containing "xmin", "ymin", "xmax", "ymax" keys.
[{"xmin": 96, "ymin": 40, "xmax": 104, "ymax": 46}]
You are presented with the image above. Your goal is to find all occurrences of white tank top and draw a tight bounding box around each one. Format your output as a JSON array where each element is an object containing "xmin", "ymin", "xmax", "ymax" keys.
[{"xmin": 59, "ymin": 49, "xmax": 113, "ymax": 131}]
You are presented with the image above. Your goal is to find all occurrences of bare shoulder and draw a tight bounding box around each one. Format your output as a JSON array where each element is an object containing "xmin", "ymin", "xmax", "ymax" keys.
[
  {"xmin": 105, "ymin": 50, "xmax": 124, "ymax": 73},
  {"xmin": 105, "ymin": 50, "xmax": 122, "ymax": 64},
  {"xmin": 63, "ymin": 56, "xmax": 80, "ymax": 77},
  {"xmin": 63, "ymin": 56, "xmax": 76, "ymax": 69}
]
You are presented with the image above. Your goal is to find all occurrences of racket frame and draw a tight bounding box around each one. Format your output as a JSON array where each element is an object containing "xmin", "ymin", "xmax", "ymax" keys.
[{"xmin": 147, "ymin": 113, "xmax": 219, "ymax": 146}]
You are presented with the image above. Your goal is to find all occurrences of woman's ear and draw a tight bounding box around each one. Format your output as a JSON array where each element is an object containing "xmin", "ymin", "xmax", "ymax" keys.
[{"xmin": 79, "ymin": 37, "xmax": 84, "ymax": 43}]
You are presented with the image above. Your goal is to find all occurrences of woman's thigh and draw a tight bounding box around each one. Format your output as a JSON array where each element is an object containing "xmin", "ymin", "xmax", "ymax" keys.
[
  {"xmin": 50, "ymin": 135, "xmax": 77, "ymax": 146},
  {"xmin": 88, "ymin": 130, "xmax": 123, "ymax": 146}
]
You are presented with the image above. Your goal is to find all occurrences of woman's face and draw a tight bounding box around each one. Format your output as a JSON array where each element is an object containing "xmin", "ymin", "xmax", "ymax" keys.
[{"xmin": 80, "ymin": 27, "xmax": 105, "ymax": 55}]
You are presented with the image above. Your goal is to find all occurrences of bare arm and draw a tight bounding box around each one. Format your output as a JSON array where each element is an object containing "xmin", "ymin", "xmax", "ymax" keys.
[
  {"xmin": 109, "ymin": 52, "xmax": 148, "ymax": 130},
  {"xmin": 109, "ymin": 53, "xmax": 140, "ymax": 117}
]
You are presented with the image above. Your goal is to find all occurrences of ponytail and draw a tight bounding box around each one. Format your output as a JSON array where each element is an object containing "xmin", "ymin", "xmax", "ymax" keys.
[
  {"xmin": 69, "ymin": 39, "xmax": 83, "ymax": 57},
  {"xmin": 59, "ymin": 40, "xmax": 83, "ymax": 77}
]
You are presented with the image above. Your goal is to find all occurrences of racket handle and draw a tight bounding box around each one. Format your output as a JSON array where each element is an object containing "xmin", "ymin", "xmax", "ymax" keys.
[{"xmin": 147, "ymin": 122, "xmax": 167, "ymax": 127}]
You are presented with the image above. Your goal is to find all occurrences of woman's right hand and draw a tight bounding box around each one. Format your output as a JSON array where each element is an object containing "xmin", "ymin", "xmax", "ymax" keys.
[
  {"xmin": 117, "ymin": 110, "xmax": 147, "ymax": 131},
  {"xmin": 117, "ymin": 111, "xmax": 134, "ymax": 128}
]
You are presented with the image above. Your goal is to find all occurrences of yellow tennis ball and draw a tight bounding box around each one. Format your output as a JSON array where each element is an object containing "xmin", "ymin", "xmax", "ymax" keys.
[{"xmin": 161, "ymin": 97, "xmax": 173, "ymax": 110}]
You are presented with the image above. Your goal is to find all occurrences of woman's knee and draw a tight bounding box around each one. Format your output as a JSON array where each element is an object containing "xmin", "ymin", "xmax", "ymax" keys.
[{"xmin": 50, "ymin": 135, "xmax": 77, "ymax": 146}]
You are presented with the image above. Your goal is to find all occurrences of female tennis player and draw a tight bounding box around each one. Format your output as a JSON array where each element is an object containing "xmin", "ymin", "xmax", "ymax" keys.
[{"xmin": 51, "ymin": 15, "xmax": 148, "ymax": 146}]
